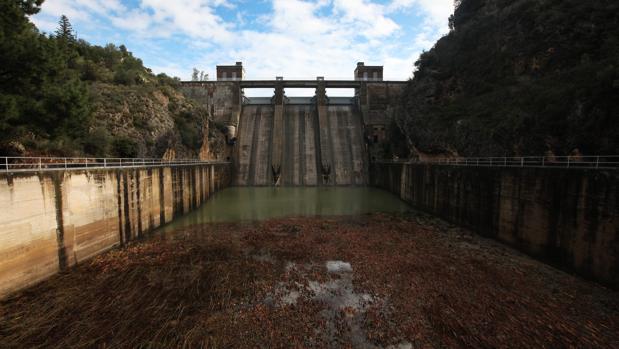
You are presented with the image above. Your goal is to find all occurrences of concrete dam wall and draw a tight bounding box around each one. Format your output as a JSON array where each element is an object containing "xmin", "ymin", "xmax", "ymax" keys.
[
  {"xmin": 370, "ymin": 162, "xmax": 619, "ymax": 288},
  {"xmin": 180, "ymin": 75, "xmax": 407, "ymax": 187},
  {"xmin": 0, "ymin": 164, "xmax": 231, "ymax": 298},
  {"xmin": 235, "ymin": 103, "xmax": 368, "ymax": 186}
]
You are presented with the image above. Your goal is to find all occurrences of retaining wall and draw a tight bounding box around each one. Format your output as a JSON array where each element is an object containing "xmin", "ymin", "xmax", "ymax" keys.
[
  {"xmin": 370, "ymin": 163, "xmax": 619, "ymax": 288},
  {"xmin": 0, "ymin": 164, "xmax": 231, "ymax": 298}
]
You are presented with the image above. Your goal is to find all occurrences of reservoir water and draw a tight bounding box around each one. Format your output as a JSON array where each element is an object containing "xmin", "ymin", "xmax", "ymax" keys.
[{"xmin": 159, "ymin": 187, "xmax": 411, "ymax": 232}]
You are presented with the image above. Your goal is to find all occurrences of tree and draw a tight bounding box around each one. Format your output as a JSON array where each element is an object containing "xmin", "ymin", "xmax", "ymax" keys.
[
  {"xmin": 191, "ymin": 68, "xmax": 208, "ymax": 81},
  {"xmin": 395, "ymin": 0, "xmax": 619, "ymax": 156},
  {"xmin": 0, "ymin": 0, "xmax": 52, "ymax": 136},
  {"xmin": 0, "ymin": 0, "xmax": 206, "ymax": 157},
  {"xmin": 55, "ymin": 15, "xmax": 75, "ymax": 42},
  {"xmin": 21, "ymin": 0, "xmax": 44, "ymax": 14}
]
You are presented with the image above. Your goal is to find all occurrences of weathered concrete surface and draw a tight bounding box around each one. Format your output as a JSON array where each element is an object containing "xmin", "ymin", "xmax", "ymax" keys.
[
  {"xmin": 0, "ymin": 164, "xmax": 231, "ymax": 298},
  {"xmin": 180, "ymin": 82, "xmax": 242, "ymax": 131},
  {"xmin": 183, "ymin": 79, "xmax": 404, "ymax": 186},
  {"xmin": 370, "ymin": 163, "xmax": 619, "ymax": 288},
  {"xmin": 356, "ymin": 82, "xmax": 405, "ymax": 126},
  {"xmin": 234, "ymin": 103, "xmax": 367, "ymax": 187},
  {"xmin": 235, "ymin": 105, "xmax": 275, "ymax": 186},
  {"xmin": 0, "ymin": 176, "xmax": 59, "ymax": 299},
  {"xmin": 326, "ymin": 105, "xmax": 367, "ymax": 186}
]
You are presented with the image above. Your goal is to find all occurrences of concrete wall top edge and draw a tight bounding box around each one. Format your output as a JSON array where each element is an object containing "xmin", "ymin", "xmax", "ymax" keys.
[{"xmin": 0, "ymin": 163, "xmax": 232, "ymax": 180}]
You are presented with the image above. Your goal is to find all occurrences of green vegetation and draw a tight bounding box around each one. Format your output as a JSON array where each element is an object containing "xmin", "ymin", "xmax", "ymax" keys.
[
  {"xmin": 0, "ymin": 0, "xmax": 216, "ymax": 158},
  {"xmin": 191, "ymin": 68, "xmax": 209, "ymax": 82},
  {"xmin": 395, "ymin": 0, "xmax": 619, "ymax": 156}
]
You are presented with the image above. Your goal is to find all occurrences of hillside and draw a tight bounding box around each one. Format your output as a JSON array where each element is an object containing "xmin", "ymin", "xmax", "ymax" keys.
[
  {"xmin": 0, "ymin": 1, "xmax": 225, "ymax": 159},
  {"xmin": 394, "ymin": 0, "xmax": 619, "ymax": 157},
  {"xmin": 86, "ymin": 82, "xmax": 226, "ymax": 160}
]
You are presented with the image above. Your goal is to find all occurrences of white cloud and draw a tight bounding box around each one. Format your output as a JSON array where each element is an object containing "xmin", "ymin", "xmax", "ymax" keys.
[
  {"xmin": 149, "ymin": 63, "xmax": 188, "ymax": 79},
  {"xmin": 126, "ymin": 0, "xmax": 235, "ymax": 42},
  {"xmin": 332, "ymin": 0, "xmax": 400, "ymax": 38},
  {"xmin": 223, "ymin": 0, "xmax": 414, "ymax": 82},
  {"xmin": 388, "ymin": 0, "xmax": 454, "ymax": 31},
  {"xmin": 270, "ymin": 0, "xmax": 335, "ymax": 37},
  {"xmin": 30, "ymin": 16, "xmax": 58, "ymax": 32},
  {"xmin": 33, "ymin": 0, "xmax": 235, "ymax": 41},
  {"xmin": 31, "ymin": 0, "xmax": 454, "ymax": 85}
]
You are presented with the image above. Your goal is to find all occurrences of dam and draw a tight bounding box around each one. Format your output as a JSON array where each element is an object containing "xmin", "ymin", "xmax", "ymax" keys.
[
  {"xmin": 0, "ymin": 63, "xmax": 617, "ymax": 348},
  {"xmin": 236, "ymin": 102, "xmax": 367, "ymax": 186},
  {"xmin": 181, "ymin": 62, "xmax": 407, "ymax": 186}
]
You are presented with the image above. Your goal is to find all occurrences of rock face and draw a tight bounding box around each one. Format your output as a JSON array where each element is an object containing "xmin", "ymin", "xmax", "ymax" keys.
[
  {"xmin": 90, "ymin": 83, "xmax": 227, "ymax": 159},
  {"xmin": 396, "ymin": 0, "xmax": 619, "ymax": 157}
]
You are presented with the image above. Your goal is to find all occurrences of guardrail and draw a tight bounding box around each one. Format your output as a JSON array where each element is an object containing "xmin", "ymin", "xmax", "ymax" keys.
[
  {"xmin": 375, "ymin": 156, "xmax": 619, "ymax": 170},
  {"xmin": 1, "ymin": 157, "xmax": 230, "ymax": 173}
]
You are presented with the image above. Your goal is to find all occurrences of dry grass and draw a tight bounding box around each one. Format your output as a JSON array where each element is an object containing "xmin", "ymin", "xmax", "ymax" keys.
[{"xmin": 1, "ymin": 213, "xmax": 617, "ymax": 348}]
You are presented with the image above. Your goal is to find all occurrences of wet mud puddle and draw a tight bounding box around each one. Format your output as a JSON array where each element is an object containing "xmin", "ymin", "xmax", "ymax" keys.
[{"xmin": 266, "ymin": 258, "xmax": 412, "ymax": 349}]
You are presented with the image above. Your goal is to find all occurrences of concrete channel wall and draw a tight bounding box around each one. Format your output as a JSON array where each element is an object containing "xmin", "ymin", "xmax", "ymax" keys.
[
  {"xmin": 0, "ymin": 163, "xmax": 231, "ymax": 298},
  {"xmin": 370, "ymin": 163, "xmax": 619, "ymax": 288}
]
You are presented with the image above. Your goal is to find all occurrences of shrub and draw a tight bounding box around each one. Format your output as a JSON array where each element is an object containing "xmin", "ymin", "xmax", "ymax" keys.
[
  {"xmin": 113, "ymin": 136, "xmax": 139, "ymax": 158},
  {"xmin": 83, "ymin": 126, "xmax": 111, "ymax": 157}
]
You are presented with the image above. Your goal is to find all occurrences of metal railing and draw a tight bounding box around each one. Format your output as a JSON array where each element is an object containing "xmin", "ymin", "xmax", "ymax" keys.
[
  {"xmin": 376, "ymin": 156, "xmax": 619, "ymax": 170},
  {"xmin": 1, "ymin": 157, "xmax": 230, "ymax": 173}
]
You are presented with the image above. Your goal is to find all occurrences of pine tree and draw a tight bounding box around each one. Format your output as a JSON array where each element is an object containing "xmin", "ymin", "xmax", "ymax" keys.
[
  {"xmin": 17, "ymin": 0, "xmax": 43, "ymax": 15},
  {"xmin": 55, "ymin": 15, "xmax": 75, "ymax": 42},
  {"xmin": 192, "ymin": 68, "xmax": 199, "ymax": 81}
]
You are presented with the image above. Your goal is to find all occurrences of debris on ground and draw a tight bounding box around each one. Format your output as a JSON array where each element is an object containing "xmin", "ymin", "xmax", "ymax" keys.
[{"xmin": 0, "ymin": 213, "xmax": 617, "ymax": 348}]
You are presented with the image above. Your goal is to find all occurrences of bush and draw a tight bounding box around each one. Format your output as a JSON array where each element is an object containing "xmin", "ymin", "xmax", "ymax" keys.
[
  {"xmin": 113, "ymin": 136, "xmax": 139, "ymax": 158},
  {"xmin": 175, "ymin": 111, "xmax": 203, "ymax": 150},
  {"xmin": 83, "ymin": 126, "xmax": 111, "ymax": 157}
]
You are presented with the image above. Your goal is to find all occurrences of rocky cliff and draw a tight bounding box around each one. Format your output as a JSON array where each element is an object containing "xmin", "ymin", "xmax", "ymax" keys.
[
  {"xmin": 395, "ymin": 0, "xmax": 619, "ymax": 157},
  {"xmin": 88, "ymin": 83, "xmax": 227, "ymax": 160}
]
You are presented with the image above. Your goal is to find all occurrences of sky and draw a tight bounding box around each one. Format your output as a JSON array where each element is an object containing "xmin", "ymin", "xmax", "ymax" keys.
[{"xmin": 31, "ymin": 0, "xmax": 454, "ymax": 84}]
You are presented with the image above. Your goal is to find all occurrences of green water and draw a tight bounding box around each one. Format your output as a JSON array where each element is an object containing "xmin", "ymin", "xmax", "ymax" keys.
[{"xmin": 158, "ymin": 187, "xmax": 410, "ymax": 232}]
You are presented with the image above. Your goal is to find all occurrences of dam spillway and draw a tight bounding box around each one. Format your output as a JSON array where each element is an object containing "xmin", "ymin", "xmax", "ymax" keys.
[
  {"xmin": 234, "ymin": 101, "xmax": 368, "ymax": 186},
  {"xmin": 236, "ymin": 104, "xmax": 275, "ymax": 186}
]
